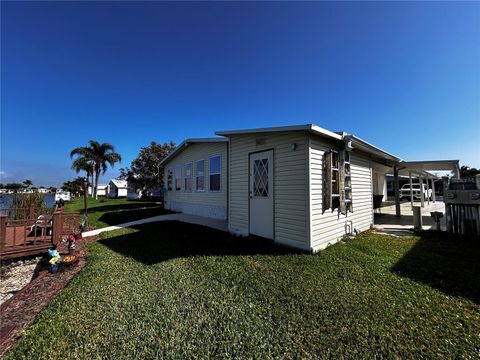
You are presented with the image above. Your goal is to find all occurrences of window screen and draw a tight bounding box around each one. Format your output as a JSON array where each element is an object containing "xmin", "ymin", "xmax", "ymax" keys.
[
  {"xmin": 175, "ymin": 165, "xmax": 182, "ymax": 191},
  {"xmin": 196, "ymin": 160, "xmax": 205, "ymax": 191},
  {"xmin": 209, "ymin": 156, "xmax": 221, "ymax": 191}
]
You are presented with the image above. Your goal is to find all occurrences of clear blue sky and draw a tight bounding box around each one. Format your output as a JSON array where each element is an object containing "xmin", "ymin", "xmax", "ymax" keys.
[{"xmin": 1, "ymin": 1, "xmax": 479, "ymax": 187}]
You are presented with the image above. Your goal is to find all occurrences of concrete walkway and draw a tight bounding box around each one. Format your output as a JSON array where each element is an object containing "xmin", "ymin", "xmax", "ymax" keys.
[{"xmin": 82, "ymin": 213, "xmax": 228, "ymax": 238}]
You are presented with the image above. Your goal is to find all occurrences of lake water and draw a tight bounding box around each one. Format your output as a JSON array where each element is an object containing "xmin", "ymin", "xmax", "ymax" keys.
[{"xmin": 0, "ymin": 193, "xmax": 56, "ymax": 210}]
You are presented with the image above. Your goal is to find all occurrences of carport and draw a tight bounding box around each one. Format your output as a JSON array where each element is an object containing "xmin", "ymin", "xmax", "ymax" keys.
[{"xmin": 392, "ymin": 160, "xmax": 460, "ymax": 216}]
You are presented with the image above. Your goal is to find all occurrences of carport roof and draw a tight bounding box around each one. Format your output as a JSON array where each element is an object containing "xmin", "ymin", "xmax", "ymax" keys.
[{"xmin": 396, "ymin": 160, "xmax": 460, "ymax": 178}]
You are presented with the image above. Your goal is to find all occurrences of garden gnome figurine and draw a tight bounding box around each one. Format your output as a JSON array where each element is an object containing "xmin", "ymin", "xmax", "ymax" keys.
[
  {"xmin": 48, "ymin": 248, "xmax": 61, "ymax": 272},
  {"xmin": 67, "ymin": 234, "xmax": 76, "ymax": 254}
]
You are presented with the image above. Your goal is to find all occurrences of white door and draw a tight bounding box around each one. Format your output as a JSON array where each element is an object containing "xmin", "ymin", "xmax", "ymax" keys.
[{"xmin": 249, "ymin": 150, "xmax": 274, "ymax": 239}]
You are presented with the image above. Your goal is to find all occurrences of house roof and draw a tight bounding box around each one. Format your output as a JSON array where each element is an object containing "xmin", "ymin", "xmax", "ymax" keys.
[
  {"xmin": 216, "ymin": 124, "xmax": 343, "ymax": 141},
  {"xmin": 110, "ymin": 179, "xmax": 128, "ymax": 188},
  {"xmin": 160, "ymin": 137, "xmax": 229, "ymax": 165},
  {"xmin": 216, "ymin": 124, "xmax": 401, "ymax": 164}
]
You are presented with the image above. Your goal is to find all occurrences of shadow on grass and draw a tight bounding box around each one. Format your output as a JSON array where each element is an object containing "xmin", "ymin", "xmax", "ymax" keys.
[
  {"xmin": 86, "ymin": 202, "xmax": 161, "ymax": 213},
  {"xmin": 97, "ymin": 207, "xmax": 173, "ymax": 226},
  {"xmin": 391, "ymin": 232, "xmax": 480, "ymax": 304},
  {"xmin": 99, "ymin": 221, "xmax": 303, "ymax": 265}
]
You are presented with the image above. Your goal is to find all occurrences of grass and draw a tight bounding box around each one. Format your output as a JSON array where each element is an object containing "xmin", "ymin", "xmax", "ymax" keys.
[
  {"xmin": 5, "ymin": 223, "xmax": 480, "ymax": 359},
  {"xmin": 64, "ymin": 197, "xmax": 169, "ymax": 229}
]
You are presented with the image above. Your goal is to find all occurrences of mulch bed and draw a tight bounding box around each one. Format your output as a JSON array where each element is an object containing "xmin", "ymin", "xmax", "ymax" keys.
[{"xmin": 0, "ymin": 234, "xmax": 99, "ymax": 356}]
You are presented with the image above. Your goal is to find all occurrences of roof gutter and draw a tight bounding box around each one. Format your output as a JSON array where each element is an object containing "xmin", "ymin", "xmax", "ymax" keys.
[{"xmin": 347, "ymin": 135, "xmax": 402, "ymax": 163}]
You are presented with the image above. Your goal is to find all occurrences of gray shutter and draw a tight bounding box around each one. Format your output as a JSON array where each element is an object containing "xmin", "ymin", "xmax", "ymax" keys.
[
  {"xmin": 323, "ymin": 151, "xmax": 332, "ymax": 213},
  {"xmin": 339, "ymin": 156, "xmax": 346, "ymax": 214}
]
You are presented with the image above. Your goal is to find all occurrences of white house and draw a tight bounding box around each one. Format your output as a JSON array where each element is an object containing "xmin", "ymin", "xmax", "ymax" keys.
[
  {"xmin": 108, "ymin": 179, "xmax": 128, "ymax": 198},
  {"xmin": 88, "ymin": 184, "xmax": 109, "ymax": 197},
  {"xmin": 161, "ymin": 124, "xmax": 407, "ymax": 252}
]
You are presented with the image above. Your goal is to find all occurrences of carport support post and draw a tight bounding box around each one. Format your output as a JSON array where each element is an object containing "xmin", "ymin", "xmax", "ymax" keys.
[
  {"xmin": 394, "ymin": 166, "xmax": 401, "ymax": 217},
  {"xmin": 426, "ymin": 175, "xmax": 430, "ymax": 205},
  {"xmin": 420, "ymin": 175, "xmax": 425, "ymax": 208},
  {"xmin": 409, "ymin": 171, "xmax": 414, "ymax": 209},
  {"xmin": 432, "ymin": 179, "xmax": 436, "ymax": 203}
]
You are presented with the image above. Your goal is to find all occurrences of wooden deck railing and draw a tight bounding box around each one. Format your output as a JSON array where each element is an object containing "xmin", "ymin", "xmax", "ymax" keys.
[{"xmin": 0, "ymin": 208, "xmax": 80, "ymax": 260}]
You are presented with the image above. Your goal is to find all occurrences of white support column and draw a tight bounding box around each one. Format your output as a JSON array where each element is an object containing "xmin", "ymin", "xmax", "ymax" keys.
[
  {"xmin": 409, "ymin": 171, "xmax": 414, "ymax": 209},
  {"xmin": 432, "ymin": 179, "xmax": 436, "ymax": 203},
  {"xmin": 420, "ymin": 175, "xmax": 425, "ymax": 207},
  {"xmin": 426, "ymin": 175, "xmax": 430, "ymax": 205}
]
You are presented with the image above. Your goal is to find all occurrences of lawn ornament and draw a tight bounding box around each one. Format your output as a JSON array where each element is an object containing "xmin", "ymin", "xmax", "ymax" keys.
[
  {"xmin": 62, "ymin": 233, "xmax": 77, "ymax": 254},
  {"xmin": 67, "ymin": 234, "xmax": 76, "ymax": 254},
  {"xmin": 48, "ymin": 248, "xmax": 61, "ymax": 272}
]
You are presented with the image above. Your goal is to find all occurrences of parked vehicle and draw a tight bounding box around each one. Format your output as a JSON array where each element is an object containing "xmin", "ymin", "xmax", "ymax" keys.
[{"xmin": 399, "ymin": 184, "xmax": 432, "ymax": 201}]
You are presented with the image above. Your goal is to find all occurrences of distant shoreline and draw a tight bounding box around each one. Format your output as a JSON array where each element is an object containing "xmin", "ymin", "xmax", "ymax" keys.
[{"xmin": 0, "ymin": 193, "xmax": 56, "ymax": 210}]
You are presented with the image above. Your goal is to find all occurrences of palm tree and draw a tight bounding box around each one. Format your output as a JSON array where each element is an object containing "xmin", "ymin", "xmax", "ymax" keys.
[
  {"xmin": 22, "ymin": 179, "xmax": 33, "ymax": 189},
  {"xmin": 71, "ymin": 141, "xmax": 122, "ymax": 199},
  {"xmin": 71, "ymin": 156, "xmax": 94, "ymax": 197},
  {"xmin": 70, "ymin": 156, "xmax": 93, "ymax": 216}
]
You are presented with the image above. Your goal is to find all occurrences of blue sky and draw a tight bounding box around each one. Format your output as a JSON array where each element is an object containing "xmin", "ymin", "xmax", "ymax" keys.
[{"xmin": 1, "ymin": 1, "xmax": 479, "ymax": 186}]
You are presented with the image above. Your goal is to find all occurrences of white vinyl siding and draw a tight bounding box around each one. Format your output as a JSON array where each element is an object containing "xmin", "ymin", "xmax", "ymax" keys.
[
  {"xmin": 228, "ymin": 132, "xmax": 310, "ymax": 250},
  {"xmin": 309, "ymin": 135, "xmax": 373, "ymax": 252},
  {"xmin": 163, "ymin": 142, "xmax": 228, "ymax": 218}
]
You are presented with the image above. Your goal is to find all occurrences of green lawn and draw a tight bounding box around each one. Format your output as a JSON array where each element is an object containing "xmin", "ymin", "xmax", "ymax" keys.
[
  {"xmin": 6, "ymin": 223, "xmax": 480, "ymax": 359},
  {"xmin": 64, "ymin": 197, "xmax": 169, "ymax": 229}
]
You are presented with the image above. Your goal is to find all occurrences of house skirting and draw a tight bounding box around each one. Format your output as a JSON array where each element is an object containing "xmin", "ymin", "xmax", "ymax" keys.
[{"xmin": 165, "ymin": 201, "xmax": 227, "ymax": 220}]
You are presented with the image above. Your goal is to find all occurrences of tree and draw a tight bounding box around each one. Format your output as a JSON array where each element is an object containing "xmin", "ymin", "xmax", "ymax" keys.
[
  {"xmin": 4, "ymin": 183, "xmax": 23, "ymax": 191},
  {"xmin": 460, "ymin": 165, "xmax": 480, "ymax": 178},
  {"xmin": 61, "ymin": 177, "xmax": 86, "ymax": 197},
  {"xmin": 22, "ymin": 179, "xmax": 33, "ymax": 189},
  {"xmin": 71, "ymin": 156, "xmax": 94, "ymax": 197},
  {"xmin": 120, "ymin": 141, "xmax": 175, "ymax": 196},
  {"xmin": 71, "ymin": 140, "xmax": 122, "ymax": 199}
]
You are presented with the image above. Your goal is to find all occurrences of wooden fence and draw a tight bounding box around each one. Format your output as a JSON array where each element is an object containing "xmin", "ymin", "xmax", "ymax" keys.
[{"xmin": 0, "ymin": 207, "xmax": 80, "ymax": 260}]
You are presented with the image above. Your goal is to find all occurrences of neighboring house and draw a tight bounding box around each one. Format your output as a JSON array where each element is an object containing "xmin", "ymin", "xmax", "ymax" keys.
[
  {"xmin": 127, "ymin": 186, "xmax": 142, "ymax": 200},
  {"xmin": 108, "ymin": 179, "xmax": 128, "ymax": 198},
  {"xmin": 88, "ymin": 184, "xmax": 108, "ymax": 197},
  {"xmin": 161, "ymin": 124, "xmax": 403, "ymax": 252}
]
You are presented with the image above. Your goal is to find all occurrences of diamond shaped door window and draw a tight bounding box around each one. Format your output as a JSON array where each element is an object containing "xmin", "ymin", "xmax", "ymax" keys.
[{"xmin": 253, "ymin": 158, "xmax": 269, "ymax": 197}]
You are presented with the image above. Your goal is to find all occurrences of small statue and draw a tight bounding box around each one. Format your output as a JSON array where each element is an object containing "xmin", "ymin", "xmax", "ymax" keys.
[
  {"xmin": 48, "ymin": 248, "xmax": 61, "ymax": 272},
  {"xmin": 61, "ymin": 233, "xmax": 77, "ymax": 254},
  {"xmin": 67, "ymin": 234, "xmax": 76, "ymax": 254}
]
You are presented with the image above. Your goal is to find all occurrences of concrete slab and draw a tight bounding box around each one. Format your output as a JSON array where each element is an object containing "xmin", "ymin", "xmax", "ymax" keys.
[
  {"xmin": 82, "ymin": 213, "xmax": 228, "ymax": 238},
  {"xmin": 374, "ymin": 200, "xmax": 446, "ymax": 235}
]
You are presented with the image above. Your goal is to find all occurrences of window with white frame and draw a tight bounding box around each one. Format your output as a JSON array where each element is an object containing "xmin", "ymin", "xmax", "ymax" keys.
[
  {"xmin": 196, "ymin": 159, "xmax": 205, "ymax": 191},
  {"xmin": 184, "ymin": 162, "xmax": 192, "ymax": 191},
  {"xmin": 175, "ymin": 165, "xmax": 182, "ymax": 191},
  {"xmin": 167, "ymin": 168, "xmax": 173, "ymax": 191},
  {"xmin": 209, "ymin": 156, "xmax": 221, "ymax": 191}
]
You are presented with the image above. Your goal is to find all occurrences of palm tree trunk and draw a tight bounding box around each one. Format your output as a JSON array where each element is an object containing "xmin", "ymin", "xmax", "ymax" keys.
[
  {"xmin": 83, "ymin": 177, "xmax": 88, "ymax": 217},
  {"xmin": 94, "ymin": 168, "xmax": 100, "ymax": 200},
  {"xmin": 90, "ymin": 173, "xmax": 94, "ymax": 198}
]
